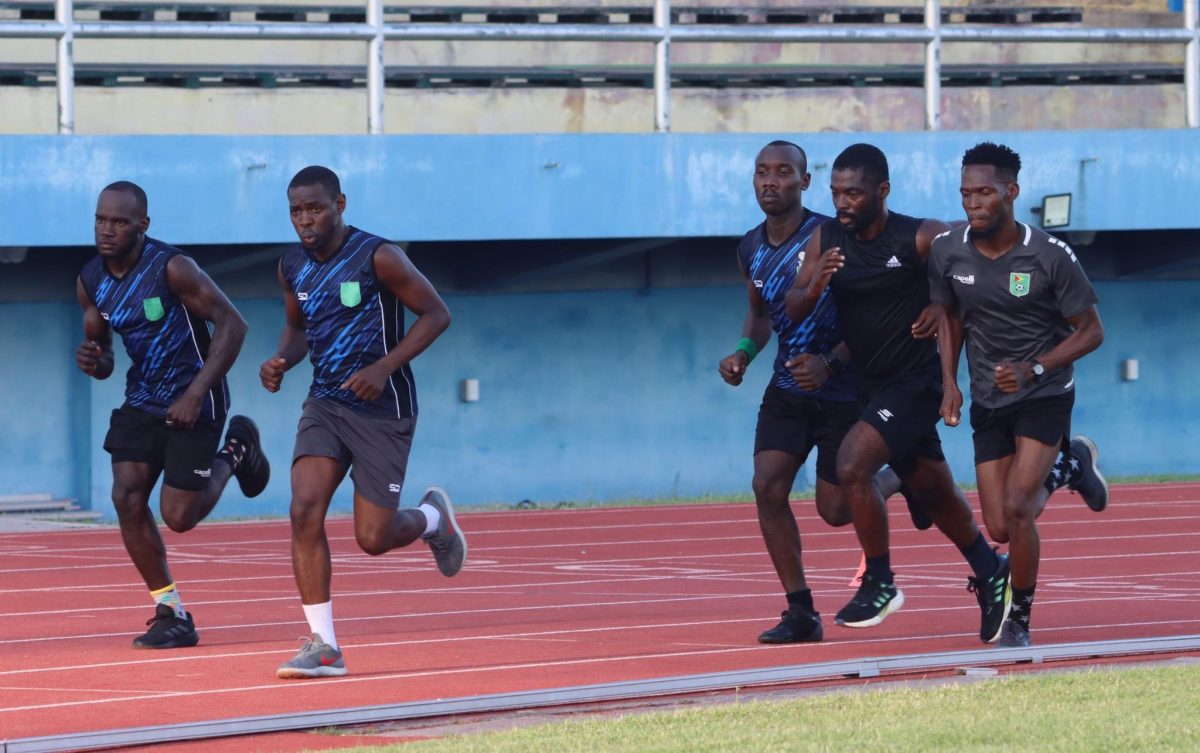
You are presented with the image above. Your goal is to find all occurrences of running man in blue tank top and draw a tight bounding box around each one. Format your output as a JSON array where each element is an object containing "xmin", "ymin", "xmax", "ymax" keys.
[
  {"xmin": 718, "ymin": 142, "xmax": 927, "ymax": 645},
  {"xmin": 259, "ymin": 166, "xmax": 464, "ymax": 679},
  {"xmin": 784, "ymin": 144, "xmax": 1015, "ymax": 643},
  {"xmin": 76, "ymin": 181, "xmax": 270, "ymax": 650}
]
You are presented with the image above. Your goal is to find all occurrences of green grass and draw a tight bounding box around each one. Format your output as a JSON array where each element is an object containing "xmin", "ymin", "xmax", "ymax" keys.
[{"xmin": 309, "ymin": 664, "xmax": 1200, "ymax": 753}]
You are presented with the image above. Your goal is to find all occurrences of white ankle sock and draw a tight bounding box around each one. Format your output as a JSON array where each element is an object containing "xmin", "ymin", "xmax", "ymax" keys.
[
  {"xmin": 418, "ymin": 503, "xmax": 440, "ymax": 536},
  {"xmin": 302, "ymin": 600, "xmax": 337, "ymax": 650}
]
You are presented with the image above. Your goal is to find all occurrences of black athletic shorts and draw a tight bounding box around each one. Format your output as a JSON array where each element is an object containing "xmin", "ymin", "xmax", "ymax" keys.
[
  {"xmin": 970, "ymin": 391, "xmax": 1074, "ymax": 465},
  {"xmin": 103, "ymin": 404, "xmax": 225, "ymax": 492},
  {"xmin": 859, "ymin": 364, "xmax": 945, "ymax": 478},
  {"xmin": 754, "ymin": 383, "xmax": 859, "ymax": 485}
]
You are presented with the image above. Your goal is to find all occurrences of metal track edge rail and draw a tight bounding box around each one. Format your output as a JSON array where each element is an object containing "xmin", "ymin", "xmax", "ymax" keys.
[{"xmin": 4, "ymin": 633, "xmax": 1199, "ymax": 753}]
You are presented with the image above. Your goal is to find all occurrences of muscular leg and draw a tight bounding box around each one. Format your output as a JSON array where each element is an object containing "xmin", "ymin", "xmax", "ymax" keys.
[
  {"xmin": 900, "ymin": 456, "xmax": 981, "ymax": 550},
  {"xmin": 290, "ymin": 456, "xmax": 347, "ymax": 604},
  {"xmin": 752, "ymin": 450, "xmax": 806, "ymax": 593},
  {"xmin": 1002, "ymin": 437, "xmax": 1061, "ymax": 590},
  {"xmin": 353, "ymin": 495, "xmax": 427, "ymax": 556},
  {"xmin": 112, "ymin": 461, "xmax": 172, "ymax": 591},
  {"xmin": 835, "ymin": 422, "xmax": 893, "ymax": 558},
  {"xmin": 158, "ymin": 461, "xmax": 235, "ymax": 534}
]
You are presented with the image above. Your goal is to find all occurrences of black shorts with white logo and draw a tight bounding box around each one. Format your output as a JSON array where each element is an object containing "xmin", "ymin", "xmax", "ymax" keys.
[
  {"xmin": 970, "ymin": 390, "xmax": 1074, "ymax": 465},
  {"xmin": 754, "ymin": 384, "xmax": 859, "ymax": 485},
  {"xmin": 293, "ymin": 397, "xmax": 417, "ymax": 510},
  {"xmin": 859, "ymin": 364, "xmax": 945, "ymax": 478},
  {"xmin": 104, "ymin": 404, "xmax": 224, "ymax": 491}
]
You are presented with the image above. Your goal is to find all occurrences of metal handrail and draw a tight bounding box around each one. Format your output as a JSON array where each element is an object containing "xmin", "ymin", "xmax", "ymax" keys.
[{"xmin": 2, "ymin": 0, "xmax": 1198, "ymax": 134}]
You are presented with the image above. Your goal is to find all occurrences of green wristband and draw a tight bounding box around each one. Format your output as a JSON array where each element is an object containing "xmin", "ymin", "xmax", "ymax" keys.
[{"xmin": 735, "ymin": 337, "xmax": 759, "ymax": 363}]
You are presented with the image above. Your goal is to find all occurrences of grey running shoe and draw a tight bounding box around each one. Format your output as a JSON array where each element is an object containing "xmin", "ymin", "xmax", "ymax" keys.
[
  {"xmin": 997, "ymin": 621, "xmax": 1032, "ymax": 648},
  {"xmin": 421, "ymin": 486, "xmax": 467, "ymax": 577},
  {"xmin": 276, "ymin": 633, "xmax": 346, "ymax": 679},
  {"xmin": 758, "ymin": 608, "xmax": 824, "ymax": 644},
  {"xmin": 1068, "ymin": 435, "xmax": 1108, "ymax": 512},
  {"xmin": 132, "ymin": 604, "xmax": 199, "ymax": 649}
]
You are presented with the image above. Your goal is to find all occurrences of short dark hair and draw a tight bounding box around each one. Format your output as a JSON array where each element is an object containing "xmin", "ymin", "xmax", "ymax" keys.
[
  {"xmin": 288, "ymin": 165, "xmax": 342, "ymax": 200},
  {"xmin": 962, "ymin": 142, "xmax": 1022, "ymax": 182},
  {"xmin": 762, "ymin": 140, "xmax": 808, "ymax": 171},
  {"xmin": 101, "ymin": 181, "xmax": 148, "ymax": 216},
  {"xmin": 832, "ymin": 143, "xmax": 889, "ymax": 186}
]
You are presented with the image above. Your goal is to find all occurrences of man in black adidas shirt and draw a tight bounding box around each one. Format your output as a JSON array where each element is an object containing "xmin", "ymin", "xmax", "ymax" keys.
[
  {"xmin": 929, "ymin": 142, "xmax": 1108, "ymax": 647},
  {"xmin": 784, "ymin": 144, "xmax": 1012, "ymax": 643}
]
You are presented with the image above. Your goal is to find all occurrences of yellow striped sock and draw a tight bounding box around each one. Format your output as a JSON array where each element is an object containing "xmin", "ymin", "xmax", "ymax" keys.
[{"xmin": 150, "ymin": 583, "xmax": 187, "ymax": 620}]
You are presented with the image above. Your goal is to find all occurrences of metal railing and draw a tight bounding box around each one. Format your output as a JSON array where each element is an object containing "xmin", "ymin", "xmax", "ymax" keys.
[{"xmin": 2, "ymin": 0, "xmax": 1198, "ymax": 134}]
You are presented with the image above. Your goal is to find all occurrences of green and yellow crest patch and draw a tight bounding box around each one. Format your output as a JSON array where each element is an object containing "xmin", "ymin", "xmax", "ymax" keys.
[{"xmin": 1009, "ymin": 272, "xmax": 1031, "ymax": 298}]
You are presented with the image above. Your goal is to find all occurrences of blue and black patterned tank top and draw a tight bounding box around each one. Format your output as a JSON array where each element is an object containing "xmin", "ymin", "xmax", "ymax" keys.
[
  {"xmin": 280, "ymin": 227, "xmax": 417, "ymax": 419},
  {"xmin": 736, "ymin": 212, "xmax": 857, "ymax": 401},
  {"xmin": 79, "ymin": 238, "xmax": 229, "ymax": 420}
]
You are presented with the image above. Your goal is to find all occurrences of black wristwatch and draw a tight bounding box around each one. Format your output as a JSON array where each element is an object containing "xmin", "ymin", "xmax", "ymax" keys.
[
  {"xmin": 1030, "ymin": 361, "xmax": 1045, "ymax": 382},
  {"xmin": 821, "ymin": 352, "xmax": 845, "ymax": 376}
]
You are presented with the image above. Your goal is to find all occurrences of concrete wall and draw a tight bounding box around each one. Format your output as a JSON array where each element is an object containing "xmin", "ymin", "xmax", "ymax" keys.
[
  {"xmin": 4, "ymin": 130, "xmax": 1200, "ymax": 250},
  {"xmin": 1, "ymin": 278, "xmax": 1196, "ymax": 519}
]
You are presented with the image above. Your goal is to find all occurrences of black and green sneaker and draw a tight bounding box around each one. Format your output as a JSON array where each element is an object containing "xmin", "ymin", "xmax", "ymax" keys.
[
  {"xmin": 835, "ymin": 573, "xmax": 904, "ymax": 628},
  {"xmin": 968, "ymin": 553, "xmax": 1012, "ymax": 644}
]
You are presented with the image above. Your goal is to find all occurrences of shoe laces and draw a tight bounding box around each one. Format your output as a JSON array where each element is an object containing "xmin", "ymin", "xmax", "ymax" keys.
[{"xmin": 295, "ymin": 635, "xmax": 326, "ymax": 656}]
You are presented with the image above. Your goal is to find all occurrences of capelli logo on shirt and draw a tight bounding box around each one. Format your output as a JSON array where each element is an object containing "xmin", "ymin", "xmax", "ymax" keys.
[{"xmin": 953, "ymin": 274, "xmax": 976, "ymax": 285}]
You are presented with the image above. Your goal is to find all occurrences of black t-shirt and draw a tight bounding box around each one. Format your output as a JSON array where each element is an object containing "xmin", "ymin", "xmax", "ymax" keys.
[{"xmin": 821, "ymin": 212, "xmax": 938, "ymax": 379}]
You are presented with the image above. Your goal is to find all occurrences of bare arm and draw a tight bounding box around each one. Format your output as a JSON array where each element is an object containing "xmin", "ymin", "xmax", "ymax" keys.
[
  {"xmin": 340, "ymin": 244, "xmax": 451, "ymax": 401},
  {"xmin": 995, "ymin": 306, "xmax": 1104, "ymax": 392},
  {"xmin": 784, "ymin": 227, "xmax": 842, "ymax": 323},
  {"xmin": 75, "ymin": 277, "xmax": 115, "ymax": 380},
  {"xmin": 915, "ymin": 218, "xmax": 952, "ymax": 264},
  {"xmin": 718, "ymin": 255, "xmax": 772, "ymax": 387},
  {"xmin": 260, "ymin": 261, "xmax": 310, "ymax": 392},
  {"xmin": 936, "ymin": 303, "xmax": 965, "ymax": 426},
  {"xmin": 166, "ymin": 254, "xmax": 249, "ymax": 427}
]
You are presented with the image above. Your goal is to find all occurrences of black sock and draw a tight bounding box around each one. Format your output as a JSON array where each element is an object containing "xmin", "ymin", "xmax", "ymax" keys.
[
  {"xmin": 1044, "ymin": 450, "xmax": 1081, "ymax": 495},
  {"xmin": 959, "ymin": 533, "xmax": 1000, "ymax": 580},
  {"xmin": 865, "ymin": 553, "xmax": 893, "ymax": 585},
  {"xmin": 1011, "ymin": 585, "xmax": 1036, "ymax": 631},
  {"xmin": 786, "ymin": 589, "xmax": 814, "ymax": 613}
]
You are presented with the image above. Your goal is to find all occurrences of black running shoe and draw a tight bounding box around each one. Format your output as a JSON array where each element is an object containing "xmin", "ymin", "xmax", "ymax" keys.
[
  {"xmin": 757, "ymin": 608, "xmax": 824, "ymax": 644},
  {"xmin": 968, "ymin": 553, "xmax": 1012, "ymax": 644},
  {"xmin": 899, "ymin": 484, "xmax": 933, "ymax": 531},
  {"xmin": 835, "ymin": 572, "xmax": 904, "ymax": 628},
  {"xmin": 997, "ymin": 620, "xmax": 1031, "ymax": 648},
  {"xmin": 132, "ymin": 604, "xmax": 199, "ymax": 649},
  {"xmin": 1068, "ymin": 435, "xmax": 1108, "ymax": 512},
  {"xmin": 225, "ymin": 415, "xmax": 270, "ymax": 498}
]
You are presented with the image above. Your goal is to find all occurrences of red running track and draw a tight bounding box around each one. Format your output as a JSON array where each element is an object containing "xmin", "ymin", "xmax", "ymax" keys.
[{"xmin": 1, "ymin": 482, "xmax": 1198, "ymax": 742}]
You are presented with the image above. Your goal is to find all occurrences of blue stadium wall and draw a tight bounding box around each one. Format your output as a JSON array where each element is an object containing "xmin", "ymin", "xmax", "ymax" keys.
[{"xmin": 1, "ymin": 130, "xmax": 1198, "ymax": 517}]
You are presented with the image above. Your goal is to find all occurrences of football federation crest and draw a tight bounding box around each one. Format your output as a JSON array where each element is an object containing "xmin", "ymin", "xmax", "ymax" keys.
[
  {"xmin": 340, "ymin": 281, "xmax": 362, "ymax": 307},
  {"xmin": 1009, "ymin": 272, "xmax": 1031, "ymax": 297},
  {"xmin": 143, "ymin": 297, "xmax": 164, "ymax": 321}
]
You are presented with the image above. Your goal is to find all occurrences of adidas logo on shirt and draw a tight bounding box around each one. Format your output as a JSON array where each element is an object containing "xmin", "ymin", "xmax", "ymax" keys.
[{"xmin": 886, "ymin": 256, "xmax": 901, "ymax": 268}]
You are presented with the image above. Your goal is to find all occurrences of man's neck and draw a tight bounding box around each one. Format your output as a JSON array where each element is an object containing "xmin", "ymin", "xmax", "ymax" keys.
[
  {"xmin": 971, "ymin": 218, "xmax": 1022, "ymax": 259},
  {"xmin": 855, "ymin": 208, "xmax": 889, "ymax": 243},
  {"xmin": 104, "ymin": 236, "xmax": 146, "ymax": 279},
  {"xmin": 764, "ymin": 207, "xmax": 807, "ymax": 247}
]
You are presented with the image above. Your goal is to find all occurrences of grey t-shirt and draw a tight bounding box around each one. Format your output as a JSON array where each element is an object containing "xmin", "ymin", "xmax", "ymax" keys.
[{"xmin": 928, "ymin": 222, "xmax": 1099, "ymax": 409}]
